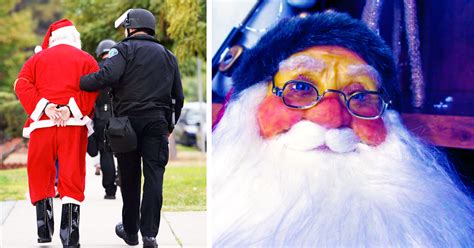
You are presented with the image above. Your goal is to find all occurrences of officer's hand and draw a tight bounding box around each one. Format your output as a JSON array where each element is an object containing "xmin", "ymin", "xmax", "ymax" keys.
[{"xmin": 45, "ymin": 103, "xmax": 60, "ymax": 120}]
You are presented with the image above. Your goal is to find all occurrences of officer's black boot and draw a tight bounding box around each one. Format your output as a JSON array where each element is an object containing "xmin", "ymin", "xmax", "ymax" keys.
[
  {"xmin": 115, "ymin": 222, "xmax": 139, "ymax": 245},
  {"xmin": 36, "ymin": 198, "xmax": 54, "ymax": 243},
  {"xmin": 143, "ymin": 236, "xmax": 158, "ymax": 248},
  {"xmin": 60, "ymin": 203, "xmax": 80, "ymax": 248}
]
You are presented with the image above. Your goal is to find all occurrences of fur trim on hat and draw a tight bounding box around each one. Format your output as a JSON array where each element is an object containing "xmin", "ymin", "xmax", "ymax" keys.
[{"xmin": 231, "ymin": 11, "xmax": 398, "ymax": 101}]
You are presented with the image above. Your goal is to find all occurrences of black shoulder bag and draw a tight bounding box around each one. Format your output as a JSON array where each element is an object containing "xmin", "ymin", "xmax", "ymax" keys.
[{"xmin": 104, "ymin": 90, "xmax": 137, "ymax": 153}]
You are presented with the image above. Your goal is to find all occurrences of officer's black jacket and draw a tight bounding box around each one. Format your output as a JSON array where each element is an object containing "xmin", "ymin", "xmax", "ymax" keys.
[{"xmin": 80, "ymin": 34, "xmax": 184, "ymax": 128}]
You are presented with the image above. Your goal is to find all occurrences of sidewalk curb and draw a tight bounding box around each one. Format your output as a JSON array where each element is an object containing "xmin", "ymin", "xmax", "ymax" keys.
[
  {"xmin": 0, "ymin": 200, "xmax": 16, "ymax": 225},
  {"xmin": 163, "ymin": 214, "xmax": 183, "ymax": 247}
]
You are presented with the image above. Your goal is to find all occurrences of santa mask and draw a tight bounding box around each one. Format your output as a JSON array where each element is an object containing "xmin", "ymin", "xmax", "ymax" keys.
[
  {"xmin": 212, "ymin": 12, "xmax": 474, "ymax": 247},
  {"xmin": 258, "ymin": 46, "xmax": 388, "ymax": 152}
]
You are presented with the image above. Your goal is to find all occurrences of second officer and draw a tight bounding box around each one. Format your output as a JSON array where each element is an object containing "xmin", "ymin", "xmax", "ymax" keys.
[{"xmin": 92, "ymin": 39, "xmax": 118, "ymax": 199}]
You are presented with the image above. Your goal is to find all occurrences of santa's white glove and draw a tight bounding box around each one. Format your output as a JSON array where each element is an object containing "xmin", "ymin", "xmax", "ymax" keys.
[
  {"xmin": 56, "ymin": 106, "xmax": 71, "ymax": 127},
  {"xmin": 44, "ymin": 103, "xmax": 61, "ymax": 120}
]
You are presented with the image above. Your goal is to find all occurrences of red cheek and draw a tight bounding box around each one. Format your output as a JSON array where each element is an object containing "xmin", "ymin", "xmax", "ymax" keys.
[
  {"xmin": 257, "ymin": 95, "xmax": 304, "ymax": 138},
  {"xmin": 350, "ymin": 117, "xmax": 387, "ymax": 146}
]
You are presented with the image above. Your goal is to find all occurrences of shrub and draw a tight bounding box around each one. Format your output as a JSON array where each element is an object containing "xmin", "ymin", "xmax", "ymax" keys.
[
  {"xmin": 0, "ymin": 100, "xmax": 27, "ymax": 139},
  {"xmin": 0, "ymin": 92, "xmax": 16, "ymax": 103}
]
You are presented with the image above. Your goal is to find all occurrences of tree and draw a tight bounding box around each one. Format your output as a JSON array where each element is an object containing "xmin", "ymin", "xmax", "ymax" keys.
[
  {"xmin": 61, "ymin": 0, "xmax": 206, "ymax": 64},
  {"xmin": 62, "ymin": 0, "xmax": 207, "ymax": 101},
  {"xmin": 0, "ymin": 0, "xmax": 38, "ymax": 92},
  {"xmin": 164, "ymin": 0, "xmax": 206, "ymax": 61}
]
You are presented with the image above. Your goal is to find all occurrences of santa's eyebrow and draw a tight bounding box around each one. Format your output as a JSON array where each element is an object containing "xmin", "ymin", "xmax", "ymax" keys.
[
  {"xmin": 347, "ymin": 64, "xmax": 381, "ymax": 86},
  {"xmin": 278, "ymin": 55, "xmax": 326, "ymax": 72}
]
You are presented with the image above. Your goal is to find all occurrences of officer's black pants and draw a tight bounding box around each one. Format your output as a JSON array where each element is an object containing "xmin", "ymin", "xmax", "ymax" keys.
[
  {"xmin": 115, "ymin": 116, "xmax": 169, "ymax": 237},
  {"xmin": 99, "ymin": 148, "xmax": 116, "ymax": 196}
]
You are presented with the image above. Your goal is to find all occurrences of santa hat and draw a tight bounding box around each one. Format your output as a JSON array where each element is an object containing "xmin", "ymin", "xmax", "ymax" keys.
[
  {"xmin": 231, "ymin": 12, "xmax": 398, "ymax": 101},
  {"xmin": 34, "ymin": 19, "xmax": 80, "ymax": 53}
]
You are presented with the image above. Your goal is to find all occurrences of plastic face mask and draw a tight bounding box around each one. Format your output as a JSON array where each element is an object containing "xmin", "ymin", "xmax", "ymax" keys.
[{"xmin": 257, "ymin": 46, "xmax": 387, "ymax": 146}]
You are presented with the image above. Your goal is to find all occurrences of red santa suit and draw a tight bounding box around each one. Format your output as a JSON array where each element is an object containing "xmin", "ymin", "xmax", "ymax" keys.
[{"xmin": 14, "ymin": 19, "xmax": 99, "ymax": 205}]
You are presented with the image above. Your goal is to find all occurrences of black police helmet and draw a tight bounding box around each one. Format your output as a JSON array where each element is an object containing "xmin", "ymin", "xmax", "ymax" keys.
[
  {"xmin": 95, "ymin": 39, "xmax": 117, "ymax": 57},
  {"xmin": 123, "ymin": 9, "xmax": 156, "ymax": 33}
]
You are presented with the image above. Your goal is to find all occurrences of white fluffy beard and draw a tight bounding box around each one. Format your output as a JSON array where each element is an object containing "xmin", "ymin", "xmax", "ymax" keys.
[{"xmin": 212, "ymin": 84, "xmax": 474, "ymax": 247}]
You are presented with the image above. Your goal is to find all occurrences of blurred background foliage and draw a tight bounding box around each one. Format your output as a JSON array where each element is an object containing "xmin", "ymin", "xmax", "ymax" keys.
[{"xmin": 0, "ymin": 0, "xmax": 206, "ymax": 140}]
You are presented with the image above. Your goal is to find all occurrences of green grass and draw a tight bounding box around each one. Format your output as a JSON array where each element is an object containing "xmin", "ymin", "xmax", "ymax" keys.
[
  {"xmin": 176, "ymin": 144, "xmax": 200, "ymax": 152},
  {"xmin": 0, "ymin": 168, "xmax": 28, "ymax": 201},
  {"xmin": 162, "ymin": 166, "xmax": 206, "ymax": 211},
  {"xmin": 0, "ymin": 166, "xmax": 207, "ymax": 212}
]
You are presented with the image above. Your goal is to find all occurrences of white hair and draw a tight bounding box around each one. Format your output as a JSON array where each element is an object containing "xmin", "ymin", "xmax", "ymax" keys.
[
  {"xmin": 49, "ymin": 26, "xmax": 81, "ymax": 50},
  {"xmin": 212, "ymin": 83, "xmax": 474, "ymax": 247},
  {"xmin": 278, "ymin": 55, "xmax": 326, "ymax": 72},
  {"xmin": 347, "ymin": 64, "xmax": 382, "ymax": 86}
]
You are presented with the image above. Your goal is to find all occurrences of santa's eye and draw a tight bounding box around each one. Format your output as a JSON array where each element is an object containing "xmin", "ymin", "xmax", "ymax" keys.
[
  {"xmin": 351, "ymin": 93, "xmax": 366, "ymax": 101},
  {"xmin": 294, "ymin": 82, "xmax": 311, "ymax": 91},
  {"xmin": 348, "ymin": 92, "xmax": 385, "ymax": 118},
  {"xmin": 342, "ymin": 81, "xmax": 364, "ymax": 91},
  {"xmin": 281, "ymin": 80, "xmax": 319, "ymax": 108}
]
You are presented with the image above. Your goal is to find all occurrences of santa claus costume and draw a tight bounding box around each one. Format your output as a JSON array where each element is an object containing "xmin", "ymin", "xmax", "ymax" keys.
[
  {"xmin": 212, "ymin": 12, "xmax": 474, "ymax": 247},
  {"xmin": 14, "ymin": 19, "xmax": 98, "ymax": 247}
]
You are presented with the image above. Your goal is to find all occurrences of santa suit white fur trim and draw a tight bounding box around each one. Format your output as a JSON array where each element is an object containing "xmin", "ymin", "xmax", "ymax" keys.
[
  {"xmin": 34, "ymin": 45, "xmax": 42, "ymax": 54},
  {"xmin": 30, "ymin": 98, "xmax": 49, "ymax": 121},
  {"xmin": 22, "ymin": 116, "xmax": 94, "ymax": 138},
  {"xmin": 49, "ymin": 39, "xmax": 81, "ymax": 50},
  {"xmin": 68, "ymin": 97, "xmax": 83, "ymax": 119},
  {"xmin": 51, "ymin": 26, "xmax": 78, "ymax": 37},
  {"xmin": 62, "ymin": 196, "xmax": 81, "ymax": 205}
]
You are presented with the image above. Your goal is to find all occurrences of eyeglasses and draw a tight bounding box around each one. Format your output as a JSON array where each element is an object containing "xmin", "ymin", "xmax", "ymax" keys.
[{"xmin": 272, "ymin": 80, "xmax": 391, "ymax": 120}]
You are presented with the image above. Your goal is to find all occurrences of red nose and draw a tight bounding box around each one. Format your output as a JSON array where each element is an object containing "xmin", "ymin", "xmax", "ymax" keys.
[{"xmin": 304, "ymin": 93, "xmax": 352, "ymax": 128}]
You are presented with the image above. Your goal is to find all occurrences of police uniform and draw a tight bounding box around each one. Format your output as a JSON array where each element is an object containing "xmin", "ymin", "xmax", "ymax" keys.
[{"xmin": 80, "ymin": 33, "xmax": 184, "ymax": 239}]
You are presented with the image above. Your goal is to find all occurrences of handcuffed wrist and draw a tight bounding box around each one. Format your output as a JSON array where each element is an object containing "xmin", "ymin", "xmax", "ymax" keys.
[
  {"xmin": 31, "ymin": 98, "xmax": 50, "ymax": 121},
  {"xmin": 56, "ymin": 104, "xmax": 73, "ymax": 116},
  {"xmin": 68, "ymin": 97, "xmax": 83, "ymax": 118},
  {"xmin": 66, "ymin": 105, "xmax": 72, "ymax": 116},
  {"xmin": 42, "ymin": 102, "xmax": 51, "ymax": 113}
]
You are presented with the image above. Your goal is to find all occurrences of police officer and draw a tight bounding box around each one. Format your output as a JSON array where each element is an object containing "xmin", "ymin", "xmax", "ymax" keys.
[
  {"xmin": 93, "ymin": 39, "xmax": 118, "ymax": 199},
  {"xmin": 80, "ymin": 9, "xmax": 184, "ymax": 248}
]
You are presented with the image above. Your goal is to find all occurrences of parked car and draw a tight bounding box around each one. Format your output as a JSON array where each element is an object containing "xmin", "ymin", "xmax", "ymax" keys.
[
  {"xmin": 174, "ymin": 102, "xmax": 206, "ymax": 147},
  {"xmin": 196, "ymin": 118, "xmax": 207, "ymax": 152}
]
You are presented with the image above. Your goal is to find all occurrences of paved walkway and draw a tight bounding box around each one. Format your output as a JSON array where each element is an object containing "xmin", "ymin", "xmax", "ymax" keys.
[{"xmin": 0, "ymin": 154, "xmax": 207, "ymax": 247}]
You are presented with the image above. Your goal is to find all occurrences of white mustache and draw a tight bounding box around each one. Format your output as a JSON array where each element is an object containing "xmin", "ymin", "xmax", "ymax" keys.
[{"xmin": 277, "ymin": 120, "xmax": 360, "ymax": 153}]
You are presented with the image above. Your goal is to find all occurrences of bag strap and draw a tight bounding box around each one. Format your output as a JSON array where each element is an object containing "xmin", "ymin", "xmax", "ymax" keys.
[{"xmin": 108, "ymin": 88, "xmax": 115, "ymax": 118}]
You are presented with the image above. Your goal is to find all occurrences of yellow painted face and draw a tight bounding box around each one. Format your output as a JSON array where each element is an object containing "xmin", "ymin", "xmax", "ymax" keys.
[
  {"xmin": 258, "ymin": 46, "xmax": 388, "ymax": 146},
  {"xmin": 270, "ymin": 46, "xmax": 380, "ymax": 95}
]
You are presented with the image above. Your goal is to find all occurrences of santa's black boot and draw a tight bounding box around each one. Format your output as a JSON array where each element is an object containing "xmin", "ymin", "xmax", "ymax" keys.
[
  {"xmin": 36, "ymin": 198, "xmax": 54, "ymax": 243},
  {"xmin": 60, "ymin": 203, "xmax": 80, "ymax": 248}
]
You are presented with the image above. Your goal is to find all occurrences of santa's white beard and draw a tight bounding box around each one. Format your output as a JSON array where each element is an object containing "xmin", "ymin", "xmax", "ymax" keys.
[{"xmin": 212, "ymin": 84, "xmax": 474, "ymax": 247}]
